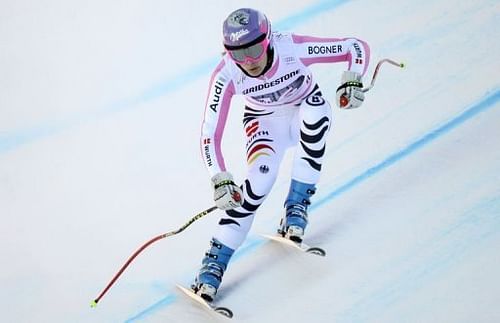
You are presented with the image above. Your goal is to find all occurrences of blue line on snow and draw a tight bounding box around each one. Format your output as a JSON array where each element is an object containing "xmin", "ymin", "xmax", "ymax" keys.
[
  {"xmin": 312, "ymin": 87, "xmax": 500, "ymax": 211},
  {"xmin": 127, "ymin": 88, "xmax": 499, "ymax": 321},
  {"xmin": 0, "ymin": 0, "xmax": 348, "ymax": 156},
  {"xmin": 125, "ymin": 294, "xmax": 177, "ymax": 323},
  {"xmin": 337, "ymin": 195, "xmax": 500, "ymax": 322}
]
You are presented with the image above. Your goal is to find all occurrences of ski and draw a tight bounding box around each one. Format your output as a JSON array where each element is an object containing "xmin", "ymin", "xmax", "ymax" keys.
[
  {"xmin": 176, "ymin": 284, "xmax": 234, "ymax": 319},
  {"xmin": 260, "ymin": 234, "xmax": 326, "ymax": 256}
]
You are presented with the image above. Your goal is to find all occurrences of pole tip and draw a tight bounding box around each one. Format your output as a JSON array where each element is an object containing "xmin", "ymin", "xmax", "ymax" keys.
[
  {"xmin": 90, "ymin": 300, "xmax": 98, "ymax": 308},
  {"xmin": 400, "ymin": 62, "xmax": 405, "ymax": 68}
]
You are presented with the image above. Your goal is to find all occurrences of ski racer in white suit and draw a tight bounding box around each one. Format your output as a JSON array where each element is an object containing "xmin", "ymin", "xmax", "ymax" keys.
[{"xmin": 193, "ymin": 8, "xmax": 370, "ymax": 301}]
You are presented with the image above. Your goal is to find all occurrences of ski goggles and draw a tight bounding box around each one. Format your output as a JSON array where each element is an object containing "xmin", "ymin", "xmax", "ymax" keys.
[{"xmin": 226, "ymin": 37, "xmax": 270, "ymax": 64}]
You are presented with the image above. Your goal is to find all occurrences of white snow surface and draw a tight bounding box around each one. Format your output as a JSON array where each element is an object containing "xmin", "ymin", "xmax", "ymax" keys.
[{"xmin": 1, "ymin": 0, "xmax": 500, "ymax": 322}]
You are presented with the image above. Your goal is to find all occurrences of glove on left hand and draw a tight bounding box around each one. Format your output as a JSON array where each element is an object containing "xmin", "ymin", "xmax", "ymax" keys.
[{"xmin": 211, "ymin": 172, "xmax": 243, "ymax": 210}]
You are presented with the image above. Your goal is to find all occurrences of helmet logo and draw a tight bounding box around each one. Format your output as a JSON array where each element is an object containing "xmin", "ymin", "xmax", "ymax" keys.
[
  {"xmin": 224, "ymin": 9, "xmax": 269, "ymax": 46},
  {"xmin": 228, "ymin": 11, "xmax": 251, "ymax": 41},
  {"xmin": 228, "ymin": 10, "xmax": 250, "ymax": 26},
  {"xmin": 230, "ymin": 29, "xmax": 250, "ymax": 42}
]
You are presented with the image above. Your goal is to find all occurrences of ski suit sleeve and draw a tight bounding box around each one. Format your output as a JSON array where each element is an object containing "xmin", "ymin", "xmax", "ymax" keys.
[
  {"xmin": 291, "ymin": 34, "xmax": 370, "ymax": 76},
  {"xmin": 200, "ymin": 59, "xmax": 236, "ymax": 177}
]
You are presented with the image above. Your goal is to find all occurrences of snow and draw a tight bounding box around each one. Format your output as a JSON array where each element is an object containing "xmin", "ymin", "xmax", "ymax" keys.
[{"xmin": 1, "ymin": 0, "xmax": 499, "ymax": 322}]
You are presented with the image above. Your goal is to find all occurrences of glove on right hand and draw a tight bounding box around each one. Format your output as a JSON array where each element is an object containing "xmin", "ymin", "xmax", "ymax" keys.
[
  {"xmin": 212, "ymin": 172, "xmax": 243, "ymax": 210},
  {"xmin": 336, "ymin": 71, "xmax": 365, "ymax": 109}
]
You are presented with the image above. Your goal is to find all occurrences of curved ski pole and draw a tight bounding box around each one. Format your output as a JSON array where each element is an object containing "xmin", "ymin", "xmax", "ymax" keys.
[
  {"xmin": 362, "ymin": 58, "xmax": 405, "ymax": 93},
  {"xmin": 91, "ymin": 205, "xmax": 218, "ymax": 308}
]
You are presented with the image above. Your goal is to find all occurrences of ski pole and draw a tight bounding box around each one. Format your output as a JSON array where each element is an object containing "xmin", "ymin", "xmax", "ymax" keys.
[
  {"xmin": 362, "ymin": 58, "xmax": 405, "ymax": 93},
  {"xmin": 91, "ymin": 205, "xmax": 218, "ymax": 308}
]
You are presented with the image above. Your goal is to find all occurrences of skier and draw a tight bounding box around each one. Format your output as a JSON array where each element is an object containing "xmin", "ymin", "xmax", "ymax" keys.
[{"xmin": 193, "ymin": 8, "xmax": 370, "ymax": 301}]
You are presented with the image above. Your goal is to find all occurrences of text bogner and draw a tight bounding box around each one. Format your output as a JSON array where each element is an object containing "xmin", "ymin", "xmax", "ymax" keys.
[{"xmin": 308, "ymin": 44, "xmax": 342, "ymax": 55}]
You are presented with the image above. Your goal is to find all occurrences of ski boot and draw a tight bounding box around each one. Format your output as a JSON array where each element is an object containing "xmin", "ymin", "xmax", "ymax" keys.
[
  {"xmin": 192, "ymin": 238, "xmax": 234, "ymax": 302},
  {"xmin": 278, "ymin": 179, "xmax": 316, "ymax": 243}
]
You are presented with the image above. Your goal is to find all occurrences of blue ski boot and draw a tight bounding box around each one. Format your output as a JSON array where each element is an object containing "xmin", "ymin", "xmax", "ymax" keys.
[
  {"xmin": 192, "ymin": 238, "xmax": 234, "ymax": 302},
  {"xmin": 279, "ymin": 179, "xmax": 316, "ymax": 243}
]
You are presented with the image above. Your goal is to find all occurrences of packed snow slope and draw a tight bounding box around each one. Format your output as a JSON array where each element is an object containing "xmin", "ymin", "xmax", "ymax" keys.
[{"xmin": 1, "ymin": 0, "xmax": 499, "ymax": 322}]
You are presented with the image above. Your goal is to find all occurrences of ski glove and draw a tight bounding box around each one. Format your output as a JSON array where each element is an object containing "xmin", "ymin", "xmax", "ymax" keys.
[
  {"xmin": 211, "ymin": 172, "xmax": 243, "ymax": 210},
  {"xmin": 336, "ymin": 71, "xmax": 365, "ymax": 109}
]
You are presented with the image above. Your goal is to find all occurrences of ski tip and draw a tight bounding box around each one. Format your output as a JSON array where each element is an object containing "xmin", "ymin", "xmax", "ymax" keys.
[{"xmin": 90, "ymin": 300, "xmax": 98, "ymax": 308}]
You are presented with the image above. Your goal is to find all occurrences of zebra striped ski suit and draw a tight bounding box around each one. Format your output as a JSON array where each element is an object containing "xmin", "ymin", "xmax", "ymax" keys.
[{"xmin": 200, "ymin": 31, "xmax": 370, "ymax": 249}]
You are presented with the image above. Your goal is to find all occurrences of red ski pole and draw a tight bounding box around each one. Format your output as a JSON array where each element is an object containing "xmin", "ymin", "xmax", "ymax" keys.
[{"xmin": 91, "ymin": 205, "xmax": 218, "ymax": 308}]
